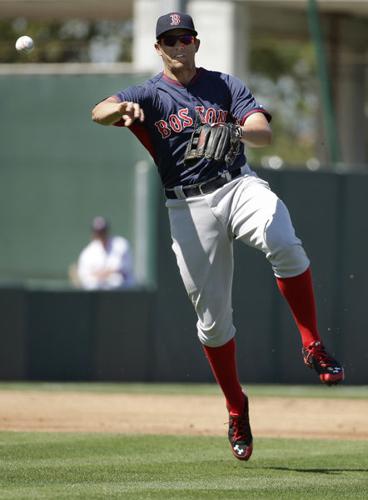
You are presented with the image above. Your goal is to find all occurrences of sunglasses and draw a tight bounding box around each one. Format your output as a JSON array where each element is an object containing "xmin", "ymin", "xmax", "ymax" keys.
[{"xmin": 160, "ymin": 34, "xmax": 195, "ymax": 47}]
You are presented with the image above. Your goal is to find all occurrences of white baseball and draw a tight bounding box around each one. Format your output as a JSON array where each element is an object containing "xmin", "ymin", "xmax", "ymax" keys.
[{"xmin": 15, "ymin": 36, "xmax": 34, "ymax": 53}]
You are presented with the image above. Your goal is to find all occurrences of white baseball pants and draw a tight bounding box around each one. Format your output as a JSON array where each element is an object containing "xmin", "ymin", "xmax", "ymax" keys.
[{"xmin": 166, "ymin": 170, "xmax": 310, "ymax": 347}]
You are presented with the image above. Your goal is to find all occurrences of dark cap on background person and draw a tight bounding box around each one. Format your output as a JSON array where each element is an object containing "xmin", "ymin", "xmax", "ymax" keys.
[
  {"xmin": 156, "ymin": 12, "xmax": 198, "ymax": 39},
  {"xmin": 91, "ymin": 216, "xmax": 109, "ymax": 233}
]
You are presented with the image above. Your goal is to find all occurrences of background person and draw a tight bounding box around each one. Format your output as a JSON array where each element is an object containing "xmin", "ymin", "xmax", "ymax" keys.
[{"xmin": 77, "ymin": 216, "xmax": 135, "ymax": 290}]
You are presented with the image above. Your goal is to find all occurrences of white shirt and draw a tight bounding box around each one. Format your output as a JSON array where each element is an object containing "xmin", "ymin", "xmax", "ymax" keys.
[{"xmin": 77, "ymin": 236, "xmax": 135, "ymax": 290}]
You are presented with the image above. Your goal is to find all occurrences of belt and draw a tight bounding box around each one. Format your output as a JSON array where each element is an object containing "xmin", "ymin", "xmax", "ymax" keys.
[{"xmin": 165, "ymin": 167, "xmax": 244, "ymax": 200}]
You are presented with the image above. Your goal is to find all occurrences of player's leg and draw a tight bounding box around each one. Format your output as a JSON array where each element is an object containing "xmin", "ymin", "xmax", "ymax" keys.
[
  {"xmin": 166, "ymin": 195, "xmax": 243, "ymax": 409},
  {"xmin": 166, "ymin": 196, "xmax": 252, "ymax": 460},
  {"xmin": 203, "ymin": 339, "xmax": 252, "ymax": 460},
  {"xmin": 229, "ymin": 175, "xmax": 344, "ymax": 384}
]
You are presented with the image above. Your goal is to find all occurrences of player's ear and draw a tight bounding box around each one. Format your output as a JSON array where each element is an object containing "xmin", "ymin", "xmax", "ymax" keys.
[
  {"xmin": 154, "ymin": 41, "xmax": 162, "ymax": 55},
  {"xmin": 194, "ymin": 38, "xmax": 200, "ymax": 52}
]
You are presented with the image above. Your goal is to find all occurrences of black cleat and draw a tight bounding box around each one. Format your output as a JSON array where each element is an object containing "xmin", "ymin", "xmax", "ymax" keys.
[
  {"xmin": 228, "ymin": 395, "xmax": 253, "ymax": 461},
  {"xmin": 302, "ymin": 341, "xmax": 344, "ymax": 385}
]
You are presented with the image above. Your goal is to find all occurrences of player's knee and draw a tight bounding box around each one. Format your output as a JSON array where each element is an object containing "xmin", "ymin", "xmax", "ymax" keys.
[
  {"xmin": 197, "ymin": 320, "xmax": 235, "ymax": 347},
  {"xmin": 269, "ymin": 243, "xmax": 310, "ymax": 277},
  {"xmin": 264, "ymin": 205, "xmax": 310, "ymax": 277}
]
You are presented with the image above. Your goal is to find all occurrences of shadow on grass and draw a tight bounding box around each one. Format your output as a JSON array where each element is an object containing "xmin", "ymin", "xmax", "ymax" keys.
[{"xmin": 266, "ymin": 467, "xmax": 368, "ymax": 474}]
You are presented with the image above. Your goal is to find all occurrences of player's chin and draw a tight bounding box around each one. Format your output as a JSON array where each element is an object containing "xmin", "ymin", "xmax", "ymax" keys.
[
  {"xmin": 171, "ymin": 59, "xmax": 185, "ymax": 67},
  {"xmin": 170, "ymin": 54, "xmax": 186, "ymax": 63}
]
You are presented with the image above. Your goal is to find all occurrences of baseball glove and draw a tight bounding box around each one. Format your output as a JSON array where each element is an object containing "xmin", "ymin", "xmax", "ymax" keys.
[{"xmin": 184, "ymin": 121, "xmax": 243, "ymax": 166}]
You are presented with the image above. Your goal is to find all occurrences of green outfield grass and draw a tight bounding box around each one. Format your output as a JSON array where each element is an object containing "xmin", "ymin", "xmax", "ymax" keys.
[
  {"xmin": 0, "ymin": 382, "xmax": 367, "ymax": 399},
  {"xmin": 1, "ymin": 384, "xmax": 367, "ymax": 498},
  {"xmin": 0, "ymin": 433, "xmax": 367, "ymax": 499}
]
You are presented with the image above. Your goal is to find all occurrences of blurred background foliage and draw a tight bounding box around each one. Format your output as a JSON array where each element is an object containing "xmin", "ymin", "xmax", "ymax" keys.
[
  {"xmin": 0, "ymin": 18, "xmax": 133, "ymax": 63},
  {"xmin": 248, "ymin": 37, "xmax": 318, "ymax": 168},
  {"xmin": 0, "ymin": 17, "xmax": 319, "ymax": 169}
]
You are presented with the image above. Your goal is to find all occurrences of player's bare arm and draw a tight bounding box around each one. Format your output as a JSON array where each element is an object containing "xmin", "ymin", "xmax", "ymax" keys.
[
  {"xmin": 240, "ymin": 112, "xmax": 272, "ymax": 148},
  {"xmin": 92, "ymin": 97, "xmax": 144, "ymax": 126}
]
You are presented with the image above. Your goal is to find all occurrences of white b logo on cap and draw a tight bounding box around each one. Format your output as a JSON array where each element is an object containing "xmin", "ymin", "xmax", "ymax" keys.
[{"xmin": 170, "ymin": 14, "xmax": 181, "ymax": 25}]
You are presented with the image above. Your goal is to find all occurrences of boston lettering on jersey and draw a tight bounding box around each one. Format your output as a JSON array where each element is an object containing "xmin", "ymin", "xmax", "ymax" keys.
[
  {"xmin": 154, "ymin": 107, "xmax": 228, "ymax": 139},
  {"xmin": 114, "ymin": 68, "xmax": 271, "ymax": 188}
]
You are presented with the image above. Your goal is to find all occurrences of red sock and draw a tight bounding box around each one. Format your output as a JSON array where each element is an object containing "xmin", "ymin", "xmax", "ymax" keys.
[
  {"xmin": 276, "ymin": 267, "xmax": 321, "ymax": 347},
  {"xmin": 203, "ymin": 338, "xmax": 245, "ymax": 416}
]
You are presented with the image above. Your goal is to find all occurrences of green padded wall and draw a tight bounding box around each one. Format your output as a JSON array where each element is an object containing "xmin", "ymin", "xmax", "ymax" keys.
[
  {"xmin": 0, "ymin": 73, "xmax": 152, "ymax": 284},
  {"xmin": 0, "ymin": 170, "xmax": 367, "ymax": 383}
]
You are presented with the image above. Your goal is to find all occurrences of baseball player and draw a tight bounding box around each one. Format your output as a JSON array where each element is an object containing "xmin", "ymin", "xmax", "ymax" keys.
[{"xmin": 92, "ymin": 12, "xmax": 344, "ymax": 461}]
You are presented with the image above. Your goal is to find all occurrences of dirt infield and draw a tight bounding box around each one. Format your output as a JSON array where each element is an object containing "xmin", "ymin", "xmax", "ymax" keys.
[{"xmin": 0, "ymin": 390, "xmax": 367, "ymax": 440}]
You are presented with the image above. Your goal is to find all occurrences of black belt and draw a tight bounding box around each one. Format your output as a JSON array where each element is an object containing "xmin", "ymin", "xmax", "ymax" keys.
[{"xmin": 165, "ymin": 167, "xmax": 243, "ymax": 199}]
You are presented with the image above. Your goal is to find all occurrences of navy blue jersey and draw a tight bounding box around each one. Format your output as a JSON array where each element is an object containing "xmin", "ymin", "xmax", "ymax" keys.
[{"xmin": 114, "ymin": 67, "xmax": 271, "ymax": 189}]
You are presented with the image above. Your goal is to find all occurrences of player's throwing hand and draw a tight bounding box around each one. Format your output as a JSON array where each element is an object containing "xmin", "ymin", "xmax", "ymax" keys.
[
  {"xmin": 118, "ymin": 101, "xmax": 145, "ymax": 126},
  {"xmin": 92, "ymin": 99, "xmax": 144, "ymax": 126}
]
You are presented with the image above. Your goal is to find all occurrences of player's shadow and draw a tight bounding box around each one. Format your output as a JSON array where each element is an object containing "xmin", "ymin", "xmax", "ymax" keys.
[{"xmin": 265, "ymin": 466, "xmax": 368, "ymax": 475}]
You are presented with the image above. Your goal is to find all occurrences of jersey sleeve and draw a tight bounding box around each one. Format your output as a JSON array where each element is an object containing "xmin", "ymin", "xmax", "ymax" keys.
[
  {"xmin": 113, "ymin": 85, "xmax": 149, "ymax": 127},
  {"xmin": 115, "ymin": 84, "xmax": 147, "ymax": 105},
  {"xmin": 111, "ymin": 83, "xmax": 158, "ymax": 162},
  {"xmin": 226, "ymin": 74, "xmax": 272, "ymax": 125}
]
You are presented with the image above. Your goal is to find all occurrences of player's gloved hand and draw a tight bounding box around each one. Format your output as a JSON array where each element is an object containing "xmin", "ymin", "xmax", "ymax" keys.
[{"xmin": 184, "ymin": 121, "xmax": 243, "ymax": 166}]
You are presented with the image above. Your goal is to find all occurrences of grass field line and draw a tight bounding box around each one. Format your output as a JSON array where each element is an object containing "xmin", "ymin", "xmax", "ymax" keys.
[{"xmin": 0, "ymin": 382, "xmax": 366, "ymax": 399}]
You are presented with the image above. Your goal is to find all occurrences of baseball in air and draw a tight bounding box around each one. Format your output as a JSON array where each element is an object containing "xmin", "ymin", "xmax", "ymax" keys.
[{"xmin": 15, "ymin": 36, "xmax": 34, "ymax": 53}]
